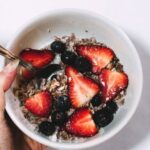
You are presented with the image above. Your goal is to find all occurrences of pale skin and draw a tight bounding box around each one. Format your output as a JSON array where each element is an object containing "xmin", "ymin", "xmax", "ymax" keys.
[{"xmin": 0, "ymin": 60, "xmax": 45, "ymax": 150}]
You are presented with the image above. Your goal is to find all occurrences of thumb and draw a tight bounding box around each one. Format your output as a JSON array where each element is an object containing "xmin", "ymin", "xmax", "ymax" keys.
[
  {"xmin": 0, "ymin": 60, "xmax": 19, "ymax": 91},
  {"xmin": 0, "ymin": 60, "xmax": 19, "ymax": 120}
]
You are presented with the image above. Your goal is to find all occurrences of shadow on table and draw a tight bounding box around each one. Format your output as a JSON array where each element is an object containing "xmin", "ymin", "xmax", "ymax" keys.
[{"xmin": 88, "ymin": 34, "xmax": 150, "ymax": 150}]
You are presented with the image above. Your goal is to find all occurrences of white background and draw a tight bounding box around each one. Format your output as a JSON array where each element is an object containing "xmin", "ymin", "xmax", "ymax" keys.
[{"xmin": 0, "ymin": 0, "xmax": 150, "ymax": 150}]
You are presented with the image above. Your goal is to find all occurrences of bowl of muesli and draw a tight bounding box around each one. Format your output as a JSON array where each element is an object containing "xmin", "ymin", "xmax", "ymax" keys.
[{"xmin": 5, "ymin": 9, "xmax": 143, "ymax": 149}]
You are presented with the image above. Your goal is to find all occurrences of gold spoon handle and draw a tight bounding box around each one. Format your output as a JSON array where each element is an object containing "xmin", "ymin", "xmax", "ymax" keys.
[
  {"xmin": 0, "ymin": 45, "xmax": 36, "ymax": 72},
  {"xmin": 0, "ymin": 45, "xmax": 18, "ymax": 61}
]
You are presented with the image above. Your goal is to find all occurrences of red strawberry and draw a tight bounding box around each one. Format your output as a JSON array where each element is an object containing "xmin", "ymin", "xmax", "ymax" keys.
[
  {"xmin": 65, "ymin": 108, "xmax": 98, "ymax": 137},
  {"xmin": 75, "ymin": 45, "xmax": 115, "ymax": 74},
  {"xmin": 25, "ymin": 91, "xmax": 52, "ymax": 117},
  {"xmin": 20, "ymin": 48, "xmax": 54, "ymax": 68},
  {"xmin": 99, "ymin": 69, "xmax": 128, "ymax": 102},
  {"xmin": 19, "ymin": 48, "xmax": 55, "ymax": 78},
  {"xmin": 19, "ymin": 67, "xmax": 34, "ymax": 79},
  {"xmin": 66, "ymin": 66, "xmax": 100, "ymax": 108}
]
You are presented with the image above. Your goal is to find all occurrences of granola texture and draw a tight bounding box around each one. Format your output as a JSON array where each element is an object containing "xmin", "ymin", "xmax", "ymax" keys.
[{"xmin": 13, "ymin": 34, "xmax": 126, "ymax": 141}]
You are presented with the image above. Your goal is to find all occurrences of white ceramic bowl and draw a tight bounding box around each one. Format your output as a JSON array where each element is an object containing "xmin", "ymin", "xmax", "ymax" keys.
[{"xmin": 5, "ymin": 9, "xmax": 143, "ymax": 149}]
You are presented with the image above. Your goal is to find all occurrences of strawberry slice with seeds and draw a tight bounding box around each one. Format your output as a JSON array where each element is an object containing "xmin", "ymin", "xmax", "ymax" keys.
[
  {"xmin": 19, "ymin": 48, "xmax": 55, "ymax": 79},
  {"xmin": 65, "ymin": 108, "xmax": 98, "ymax": 137},
  {"xmin": 75, "ymin": 45, "xmax": 115, "ymax": 74},
  {"xmin": 66, "ymin": 66, "xmax": 100, "ymax": 108},
  {"xmin": 20, "ymin": 48, "xmax": 54, "ymax": 68},
  {"xmin": 25, "ymin": 91, "xmax": 52, "ymax": 117},
  {"xmin": 99, "ymin": 69, "xmax": 128, "ymax": 102}
]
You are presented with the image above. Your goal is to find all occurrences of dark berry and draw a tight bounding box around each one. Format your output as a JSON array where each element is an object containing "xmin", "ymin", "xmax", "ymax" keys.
[
  {"xmin": 93, "ymin": 109, "xmax": 113, "ymax": 127},
  {"xmin": 54, "ymin": 96, "xmax": 71, "ymax": 111},
  {"xmin": 39, "ymin": 121, "xmax": 55, "ymax": 136},
  {"xmin": 74, "ymin": 56, "xmax": 92, "ymax": 73},
  {"xmin": 51, "ymin": 41, "xmax": 66, "ymax": 53},
  {"xmin": 104, "ymin": 101, "xmax": 118, "ymax": 114},
  {"xmin": 37, "ymin": 64, "xmax": 61, "ymax": 78},
  {"xmin": 91, "ymin": 94, "xmax": 102, "ymax": 106},
  {"xmin": 61, "ymin": 51, "xmax": 77, "ymax": 65},
  {"xmin": 51, "ymin": 111, "xmax": 68, "ymax": 126}
]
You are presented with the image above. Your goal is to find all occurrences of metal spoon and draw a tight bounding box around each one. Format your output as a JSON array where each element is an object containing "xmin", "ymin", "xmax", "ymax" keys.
[{"xmin": 0, "ymin": 45, "xmax": 37, "ymax": 72}]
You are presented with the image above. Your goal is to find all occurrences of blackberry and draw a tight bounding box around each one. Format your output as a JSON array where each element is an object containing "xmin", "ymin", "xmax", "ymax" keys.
[
  {"xmin": 51, "ymin": 41, "xmax": 66, "ymax": 53},
  {"xmin": 61, "ymin": 51, "xmax": 77, "ymax": 65},
  {"xmin": 54, "ymin": 95, "xmax": 71, "ymax": 111},
  {"xmin": 104, "ymin": 101, "xmax": 118, "ymax": 114},
  {"xmin": 74, "ymin": 56, "xmax": 91, "ymax": 73},
  {"xmin": 39, "ymin": 121, "xmax": 55, "ymax": 136},
  {"xmin": 37, "ymin": 64, "xmax": 61, "ymax": 78},
  {"xmin": 91, "ymin": 94, "xmax": 102, "ymax": 106},
  {"xmin": 93, "ymin": 109, "xmax": 113, "ymax": 127},
  {"xmin": 51, "ymin": 111, "xmax": 68, "ymax": 126}
]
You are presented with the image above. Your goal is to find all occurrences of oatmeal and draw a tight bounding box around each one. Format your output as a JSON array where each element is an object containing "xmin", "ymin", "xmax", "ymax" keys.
[{"xmin": 13, "ymin": 34, "xmax": 128, "ymax": 141}]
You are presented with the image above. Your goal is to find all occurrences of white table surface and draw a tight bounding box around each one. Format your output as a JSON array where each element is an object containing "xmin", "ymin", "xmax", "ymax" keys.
[{"xmin": 0, "ymin": 0, "xmax": 150, "ymax": 150}]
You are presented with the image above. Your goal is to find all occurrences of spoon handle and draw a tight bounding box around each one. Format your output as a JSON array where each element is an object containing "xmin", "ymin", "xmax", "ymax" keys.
[
  {"xmin": 0, "ymin": 45, "xmax": 36, "ymax": 72},
  {"xmin": 0, "ymin": 45, "xmax": 18, "ymax": 61}
]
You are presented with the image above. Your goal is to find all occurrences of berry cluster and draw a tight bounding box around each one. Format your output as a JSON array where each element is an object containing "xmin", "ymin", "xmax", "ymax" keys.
[{"xmin": 18, "ymin": 39, "xmax": 128, "ymax": 138}]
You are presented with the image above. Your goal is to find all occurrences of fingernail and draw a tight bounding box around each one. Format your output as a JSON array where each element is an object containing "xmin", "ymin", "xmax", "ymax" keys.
[{"xmin": 3, "ymin": 60, "xmax": 19, "ymax": 73}]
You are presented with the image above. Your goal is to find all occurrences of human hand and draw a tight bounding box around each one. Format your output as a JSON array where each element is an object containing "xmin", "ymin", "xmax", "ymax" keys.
[{"xmin": 0, "ymin": 60, "xmax": 44, "ymax": 150}]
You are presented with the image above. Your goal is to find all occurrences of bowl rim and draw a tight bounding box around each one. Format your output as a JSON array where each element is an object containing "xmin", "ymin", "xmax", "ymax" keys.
[{"xmin": 5, "ymin": 8, "xmax": 143, "ymax": 149}]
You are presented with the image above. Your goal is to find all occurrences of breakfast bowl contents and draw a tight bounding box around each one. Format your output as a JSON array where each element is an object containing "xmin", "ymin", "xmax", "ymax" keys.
[
  {"xmin": 13, "ymin": 34, "xmax": 129, "ymax": 140},
  {"xmin": 5, "ymin": 10, "xmax": 142, "ymax": 149}
]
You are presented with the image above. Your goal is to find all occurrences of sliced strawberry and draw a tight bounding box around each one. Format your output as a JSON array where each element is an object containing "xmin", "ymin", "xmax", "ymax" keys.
[
  {"xmin": 75, "ymin": 45, "xmax": 115, "ymax": 74},
  {"xmin": 19, "ymin": 67, "xmax": 34, "ymax": 79},
  {"xmin": 20, "ymin": 48, "xmax": 54, "ymax": 68},
  {"xmin": 66, "ymin": 66, "xmax": 100, "ymax": 108},
  {"xmin": 65, "ymin": 108, "xmax": 98, "ymax": 137},
  {"xmin": 19, "ymin": 48, "xmax": 55, "ymax": 78},
  {"xmin": 99, "ymin": 69, "xmax": 128, "ymax": 102},
  {"xmin": 25, "ymin": 91, "xmax": 52, "ymax": 117}
]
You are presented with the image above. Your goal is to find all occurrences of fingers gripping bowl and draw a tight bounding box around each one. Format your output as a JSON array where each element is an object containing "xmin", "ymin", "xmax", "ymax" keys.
[{"xmin": 5, "ymin": 10, "xmax": 142, "ymax": 149}]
